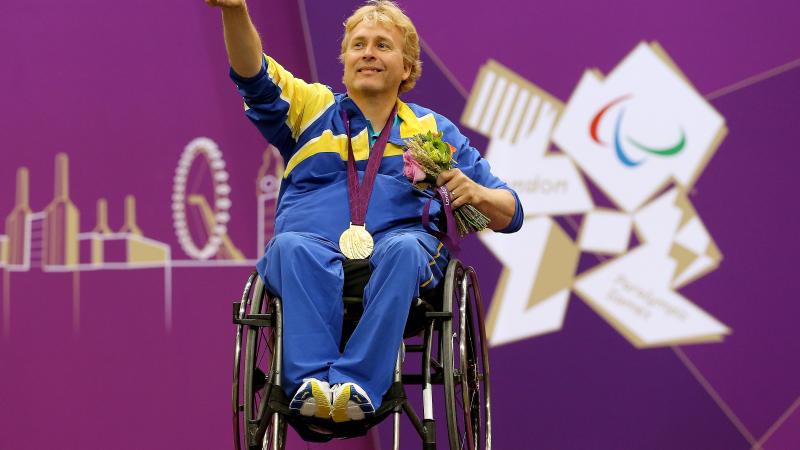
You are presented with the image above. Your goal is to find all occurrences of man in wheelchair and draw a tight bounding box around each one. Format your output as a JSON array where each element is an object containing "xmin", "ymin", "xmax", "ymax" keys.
[{"xmin": 208, "ymin": 0, "xmax": 523, "ymax": 440}]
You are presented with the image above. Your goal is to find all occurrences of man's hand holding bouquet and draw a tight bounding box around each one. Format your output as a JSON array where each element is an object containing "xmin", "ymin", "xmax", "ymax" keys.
[{"xmin": 402, "ymin": 131, "xmax": 490, "ymax": 237}]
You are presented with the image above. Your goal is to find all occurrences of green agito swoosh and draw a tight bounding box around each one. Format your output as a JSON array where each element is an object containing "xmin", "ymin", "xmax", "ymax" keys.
[{"xmin": 626, "ymin": 129, "xmax": 687, "ymax": 156}]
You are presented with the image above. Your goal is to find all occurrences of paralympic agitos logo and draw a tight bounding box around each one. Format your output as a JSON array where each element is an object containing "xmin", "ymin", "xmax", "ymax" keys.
[{"xmin": 589, "ymin": 95, "xmax": 686, "ymax": 167}]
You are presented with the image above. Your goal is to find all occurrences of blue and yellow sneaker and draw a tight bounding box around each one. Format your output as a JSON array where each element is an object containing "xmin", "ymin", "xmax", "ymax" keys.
[
  {"xmin": 331, "ymin": 382, "xmax": 375, "ymax": 423},
  {"xmin": 289, "ymin": 378, "xmax": 332, "ymax": 418}
]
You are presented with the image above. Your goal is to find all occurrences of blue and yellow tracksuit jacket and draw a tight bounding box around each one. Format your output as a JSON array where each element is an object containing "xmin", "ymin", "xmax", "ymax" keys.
[{"xmin": 230, "ymin": 55, "xmax": 523, "ymax": 245}]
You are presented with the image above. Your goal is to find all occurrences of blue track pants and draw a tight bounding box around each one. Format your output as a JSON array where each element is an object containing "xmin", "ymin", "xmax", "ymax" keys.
[{"xmin": 257, "ymin": 229, "xmax": 448, "ymax": 407}]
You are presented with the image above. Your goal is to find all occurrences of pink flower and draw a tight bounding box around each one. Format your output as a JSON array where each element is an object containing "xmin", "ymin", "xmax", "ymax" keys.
[{"xmin": 403, "ymin": 151, "xmax": 426, "ymax": 183}]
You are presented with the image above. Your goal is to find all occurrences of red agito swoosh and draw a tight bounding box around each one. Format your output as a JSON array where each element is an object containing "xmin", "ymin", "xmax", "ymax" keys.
[{"xmin": 590, "ymin": 94, "xmax": 632, "ymax": 145}]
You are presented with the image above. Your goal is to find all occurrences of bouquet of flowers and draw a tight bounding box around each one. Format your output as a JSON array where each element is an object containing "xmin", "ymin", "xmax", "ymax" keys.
[{"xmin": 403, "ymin": 131, "xmax": 490, "ymax": 236}]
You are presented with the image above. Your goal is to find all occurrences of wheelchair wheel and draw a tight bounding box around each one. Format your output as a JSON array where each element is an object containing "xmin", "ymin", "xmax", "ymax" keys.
[
  {"xmin": 233, "ymin": 274, "xmax": 287, "ymax": 450},
  {"xmin": 441, "ymin": 261, "xmax": 492, "ymax": 450}
]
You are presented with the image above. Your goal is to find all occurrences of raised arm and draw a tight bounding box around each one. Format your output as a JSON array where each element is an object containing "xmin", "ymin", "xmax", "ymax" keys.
[{"xmin": 206, "ymin": 0, "xmax": 263, "ymax": 78}]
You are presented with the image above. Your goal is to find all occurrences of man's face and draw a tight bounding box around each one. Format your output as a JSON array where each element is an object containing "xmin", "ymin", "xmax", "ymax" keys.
[{"xmin": 342, "ymin": 20, "xmax": 411, "ymax": 100}]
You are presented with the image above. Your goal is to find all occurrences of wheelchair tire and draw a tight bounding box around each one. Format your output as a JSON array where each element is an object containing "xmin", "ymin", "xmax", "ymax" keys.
[
  {"xmin": 235, "ymin": 275, "xmax": 287, "ymax": 450},
  {"xmin": 234, "ymin": 272, "xmax": 258, "ymax": 450},
  {"xmin": 441, "ymin": 261, "xmax": 492, "ymax": 450}
]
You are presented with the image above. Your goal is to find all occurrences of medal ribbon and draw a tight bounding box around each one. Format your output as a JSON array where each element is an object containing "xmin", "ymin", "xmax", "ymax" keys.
[
  {"xmin": 422, "ymin": 186, "xmax": 461, "ymax": 254},
  {"xmin": 342, "ymin": 105, "xmax": 397, "ymax": 227}
]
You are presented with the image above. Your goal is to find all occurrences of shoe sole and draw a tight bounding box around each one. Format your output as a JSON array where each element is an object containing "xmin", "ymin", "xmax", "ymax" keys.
[
  {"xmin": 332, "ymin": 384, "xmax": 374, "ymax": 423},
  {"xmin": 331, "ymin": 384, "xmax": 352, "ymax": 423},
  {"xmin": 294, "ymin": 382, "xmax": 332, "ymax": 418},
  {"xmin": 310, "ymin": 382, "xmax": 332, "ymax": 419}
]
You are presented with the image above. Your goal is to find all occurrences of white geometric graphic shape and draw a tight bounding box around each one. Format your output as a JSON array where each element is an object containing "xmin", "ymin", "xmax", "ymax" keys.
[
  {"xmin": 485, "ymin": 142, "xmax": 594, "ymax": 217},
  {"xmin": 671, "ymin": 216, "xmax": 720, "ymax": 288},
  {"xmin": 578, "ymin": 209, "xmax": 632, "ymax": 255},
  {"xmin": 460, "ymin": 48, "xmax": 728, "ymax": 348},
  {"xmin": 633, "ymin": 187, "xmax": 722, "ymax": 288},
  {"xmin": 552, "ymin": 42, "xmax": 727, "ymax": 212},
  {"xmin": 461, "ymin": 60, "xmax": 594, "ymax": 216},
  {"xmin": 462, "ymin": 59, "xmax": 563, "ymax": 152},
  {"xmin": 574, "ymin": 244, "xmax": 730, "ymax": 347},
  {"xmin": 481, "ymin": 217, "xmax": 579, "ymax": 346},
  {"xmin": 632, "ymin": 187, "xmax": 685, "ymax": 253}
]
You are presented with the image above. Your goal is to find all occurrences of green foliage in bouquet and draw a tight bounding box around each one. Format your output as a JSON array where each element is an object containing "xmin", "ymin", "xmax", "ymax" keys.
[{"xmin": 403, "ymin": 131, "xmax": 490, "ymax": 237}]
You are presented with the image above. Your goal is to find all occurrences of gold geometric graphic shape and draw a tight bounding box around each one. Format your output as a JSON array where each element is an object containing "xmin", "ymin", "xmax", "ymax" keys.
[
  {"xmin": 528, "ymin": 223, "xmax": 580, "ymax": 308},
  {"xmin": 669, "ymin": 242, "xmax": 698, "ymax": 283},
  {"xmin": 127, "ymin": 237, "xmax": 169, "ymax": 264},
  {"xmin": 44, "ymin": 154, "xmax": 80, "ymax": 267},
  {"xmin": 633, "ymin": 188, "xmax": 723, "ymax": 289},
  {"xmin": 118, "ymin": 195, "xmax": 143, "ymax": 235},
  {"xmin": 673, "ymin": 191, "xmax": 697, "ymax": 229},
  {"xmin": 0, "ymin": 236, "xmax": 7, "ymax": 266},
  {"xmin": 670, "ymin": 191, "xmax": 723, "ymax": 288},
  {"xmin": 93, "ymin": 198, "xmax": 113, "ymax": 234},
  {"xmin": 461, "ymin": 59, "xmax": 564, "ymax": 145},
  {"xmin": 671, "ymin": 248, "xmax": 723, "ymax": 290},
  {"xmin": 706, "ymin": 240, "xmax": 722, "ymax": 261},
  {"xmin": 91, "ymin": 198, "xmax": 113, "ymax": 265},
  {"xmin": 482, "ymin": 218, "xmax": 577, "ymax": 345},
  {"xmin": 91, "ymin": 238, "xmax": 104, "ymax": 266},
  {"xmin": 187, "ymin": 194, "xmax": 245, "ymax": 260},
  {"xmin": 5, "ymin": 167, "xmax": 32, "ymax": 266},
  {"xmin": 0, "ymin": 240, "xmax": 6, "ymax": 264}
]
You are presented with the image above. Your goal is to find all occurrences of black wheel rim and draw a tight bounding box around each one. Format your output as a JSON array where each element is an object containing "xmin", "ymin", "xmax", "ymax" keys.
[
  {"xmin": 444, "ymin": 262, "xmax": 490, "ymax": 450},
  {"xmin": 242, "ymin": 279, "xmax": 284, "ymax": 449}
]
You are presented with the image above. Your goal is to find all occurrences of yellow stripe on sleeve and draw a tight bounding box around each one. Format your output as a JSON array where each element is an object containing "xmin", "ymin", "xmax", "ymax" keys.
[{"xmin": 265, "ymin": 55, "xmax": 335, "ymax": 141}]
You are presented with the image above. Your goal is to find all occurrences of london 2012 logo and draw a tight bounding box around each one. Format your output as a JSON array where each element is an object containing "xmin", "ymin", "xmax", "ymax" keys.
[
  {"xmin": 590, "ymin": 95, "xmax": 686, "ymax": 167},
  {"xmin": 461, "ymin": 42, "xmax": 729, "ymax": 348}
]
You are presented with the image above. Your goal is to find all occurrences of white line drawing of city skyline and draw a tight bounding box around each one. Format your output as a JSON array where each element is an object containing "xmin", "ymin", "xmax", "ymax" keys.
[{"xmin": 1, "ymin": 139, "xmax": 281, "ymax": 335}]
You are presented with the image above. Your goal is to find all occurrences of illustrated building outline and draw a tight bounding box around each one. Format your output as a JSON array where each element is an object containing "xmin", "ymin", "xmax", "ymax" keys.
[{"xmin": 1, "ymin": 140, "xmax": 279, "ymax": 334}]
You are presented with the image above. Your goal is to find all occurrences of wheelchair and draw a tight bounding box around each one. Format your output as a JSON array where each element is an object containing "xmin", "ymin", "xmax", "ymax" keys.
[{"xmin": 232, "ymin": 258, "xmax": 491, "ymax": 450}]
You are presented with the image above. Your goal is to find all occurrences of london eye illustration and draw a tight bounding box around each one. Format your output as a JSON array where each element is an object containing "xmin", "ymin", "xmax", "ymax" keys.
[{"xmin": 172, "ymin": 137, "xmax": 244, "ymax": 261}]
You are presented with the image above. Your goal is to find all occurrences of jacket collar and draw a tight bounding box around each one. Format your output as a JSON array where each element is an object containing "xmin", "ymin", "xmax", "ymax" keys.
[{"xmin": 340, "ymin": 95, "xmax": 412, "ymax": 146}]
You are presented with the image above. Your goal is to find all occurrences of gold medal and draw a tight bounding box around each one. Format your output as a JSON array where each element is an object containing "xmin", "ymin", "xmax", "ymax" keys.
[
  {"xmin": 339, "ymin": 223, "xmax": 374, "ymax": 259},
  {"xmin": 339, "ymin": 106, "xmax": 396, "ymax": 260}
]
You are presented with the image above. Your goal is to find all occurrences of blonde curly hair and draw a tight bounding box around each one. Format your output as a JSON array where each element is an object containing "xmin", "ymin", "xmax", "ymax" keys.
[{"xmin": 339, "ymin": 0, "xmax": 422, "ymax": 94}]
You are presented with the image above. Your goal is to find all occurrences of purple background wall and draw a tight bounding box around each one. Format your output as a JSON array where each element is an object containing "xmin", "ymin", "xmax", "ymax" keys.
[{"xmin": 1, "ymin": 1, "xmax": 799, "ymax": 449}]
